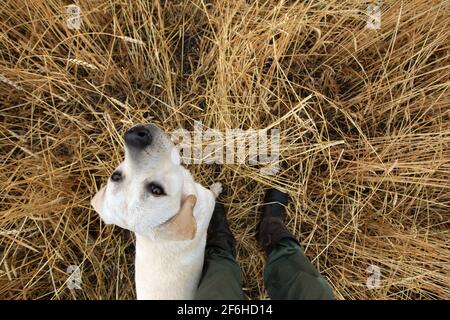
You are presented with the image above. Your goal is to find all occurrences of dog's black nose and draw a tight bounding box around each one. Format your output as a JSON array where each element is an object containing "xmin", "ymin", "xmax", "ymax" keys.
[{"xmin": 124, "ymin": 125, "xmax": 152, "ymax": 149}]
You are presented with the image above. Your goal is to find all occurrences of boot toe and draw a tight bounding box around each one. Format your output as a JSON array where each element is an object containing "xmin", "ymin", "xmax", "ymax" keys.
[{"xmin": 264, "ymin": 188, "xmax": 288, "ymax": 206}]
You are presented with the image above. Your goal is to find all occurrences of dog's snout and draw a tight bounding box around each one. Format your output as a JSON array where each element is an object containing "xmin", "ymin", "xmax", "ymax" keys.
[{"xmin": 125, "ymin": 125, "xmax": 152, "ymax": 149}]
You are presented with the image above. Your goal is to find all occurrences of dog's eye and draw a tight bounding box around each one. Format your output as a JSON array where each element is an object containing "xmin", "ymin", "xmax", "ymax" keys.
[
  {"xmin": 111, "ymin": 171, "xmax": 123, "ymax": 182},
  {"xmin": 147, "ymin": 182, "xmax": 165, "ymax": 196}
]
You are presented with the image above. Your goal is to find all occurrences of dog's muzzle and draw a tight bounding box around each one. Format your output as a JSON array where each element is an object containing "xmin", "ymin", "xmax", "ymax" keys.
[{"xmin": 125, "ymin": 124, "xmax": 153, "ymax": 149}]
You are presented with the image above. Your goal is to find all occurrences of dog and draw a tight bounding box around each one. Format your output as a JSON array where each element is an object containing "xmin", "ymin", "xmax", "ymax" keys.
[{"xmin": 91, "ymin": 124, "xmax": 222, "ymax": 299}]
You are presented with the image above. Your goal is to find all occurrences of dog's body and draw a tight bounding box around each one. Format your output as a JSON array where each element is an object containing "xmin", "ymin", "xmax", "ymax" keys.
[
  {"xmin": 91, "ymin": 124, "xmax": 221, "ymax": 299},
  {"xmin": 135, "ymin": 175, "xmax": 217, "ymax": 299}
]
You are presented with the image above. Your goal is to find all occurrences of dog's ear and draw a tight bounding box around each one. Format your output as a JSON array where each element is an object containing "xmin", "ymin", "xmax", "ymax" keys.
[
  {"xmin": 154, "ymin": 194, "xmax": 197, "ymax": 241},
  {"xmin": 91, "ymin": 186, "xmax": 106, "ymax": 215}
]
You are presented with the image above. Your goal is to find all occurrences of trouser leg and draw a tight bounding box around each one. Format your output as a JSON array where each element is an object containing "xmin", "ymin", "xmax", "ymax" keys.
[
  {"xmin": 195, "ymin": 246, "xmax": 246, "ymax": 300},
  {"xmin": 264, "ymin": 238, "xmax": 334, "ymax": 300}
]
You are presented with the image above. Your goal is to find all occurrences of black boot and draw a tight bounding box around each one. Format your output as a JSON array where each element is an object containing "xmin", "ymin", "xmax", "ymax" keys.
[
  {"xmin": 207, "ymin": 202, "xmax": 237, "ymax": 257},
  {"xmin": 257, "ymin": 189, "xmax": 299, "ymax": 255}
]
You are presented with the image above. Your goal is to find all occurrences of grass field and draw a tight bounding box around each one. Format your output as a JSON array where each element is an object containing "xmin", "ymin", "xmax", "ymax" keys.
[{"xmin": 0, "ymin": 0, "xmax": 449, "ymax": 299}]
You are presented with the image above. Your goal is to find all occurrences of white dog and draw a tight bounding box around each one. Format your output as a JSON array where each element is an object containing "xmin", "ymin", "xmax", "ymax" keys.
[{"xmin": 91, "ymin": 124, "xmax": 222, "ymax": 299}]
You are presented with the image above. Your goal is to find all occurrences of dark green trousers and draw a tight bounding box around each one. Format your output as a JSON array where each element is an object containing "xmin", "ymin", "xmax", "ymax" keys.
[{"xmin": 195, "ymin": 239, "xmax": 334, "ymax": 300}]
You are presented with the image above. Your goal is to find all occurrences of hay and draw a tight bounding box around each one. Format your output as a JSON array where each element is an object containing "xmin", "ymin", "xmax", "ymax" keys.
[{"xmin": 0, "ymin": 0, "xmax": 449, "ymax": 299}]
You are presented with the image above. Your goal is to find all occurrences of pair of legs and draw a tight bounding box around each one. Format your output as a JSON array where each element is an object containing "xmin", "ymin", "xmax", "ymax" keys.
[{"xmin": 195, "ymin": 189, "xmax": 334, "ymax": 300}]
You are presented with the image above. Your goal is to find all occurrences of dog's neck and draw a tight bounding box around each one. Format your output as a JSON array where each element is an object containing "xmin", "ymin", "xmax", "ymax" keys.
[{"xmin": 133, "ymin": 180, "xmax": 215, "ymax": 300}]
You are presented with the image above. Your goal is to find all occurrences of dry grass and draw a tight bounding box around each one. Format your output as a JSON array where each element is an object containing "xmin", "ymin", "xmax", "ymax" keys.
[{"xmin": 1, "ymin": 0, "xmax": 449, "ymax": 300}]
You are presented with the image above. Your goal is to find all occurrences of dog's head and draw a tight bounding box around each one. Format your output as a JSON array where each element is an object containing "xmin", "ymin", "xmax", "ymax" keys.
[{"xmin": 91, "ymin": 124, "xmax": 197, "ymax": 241}]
